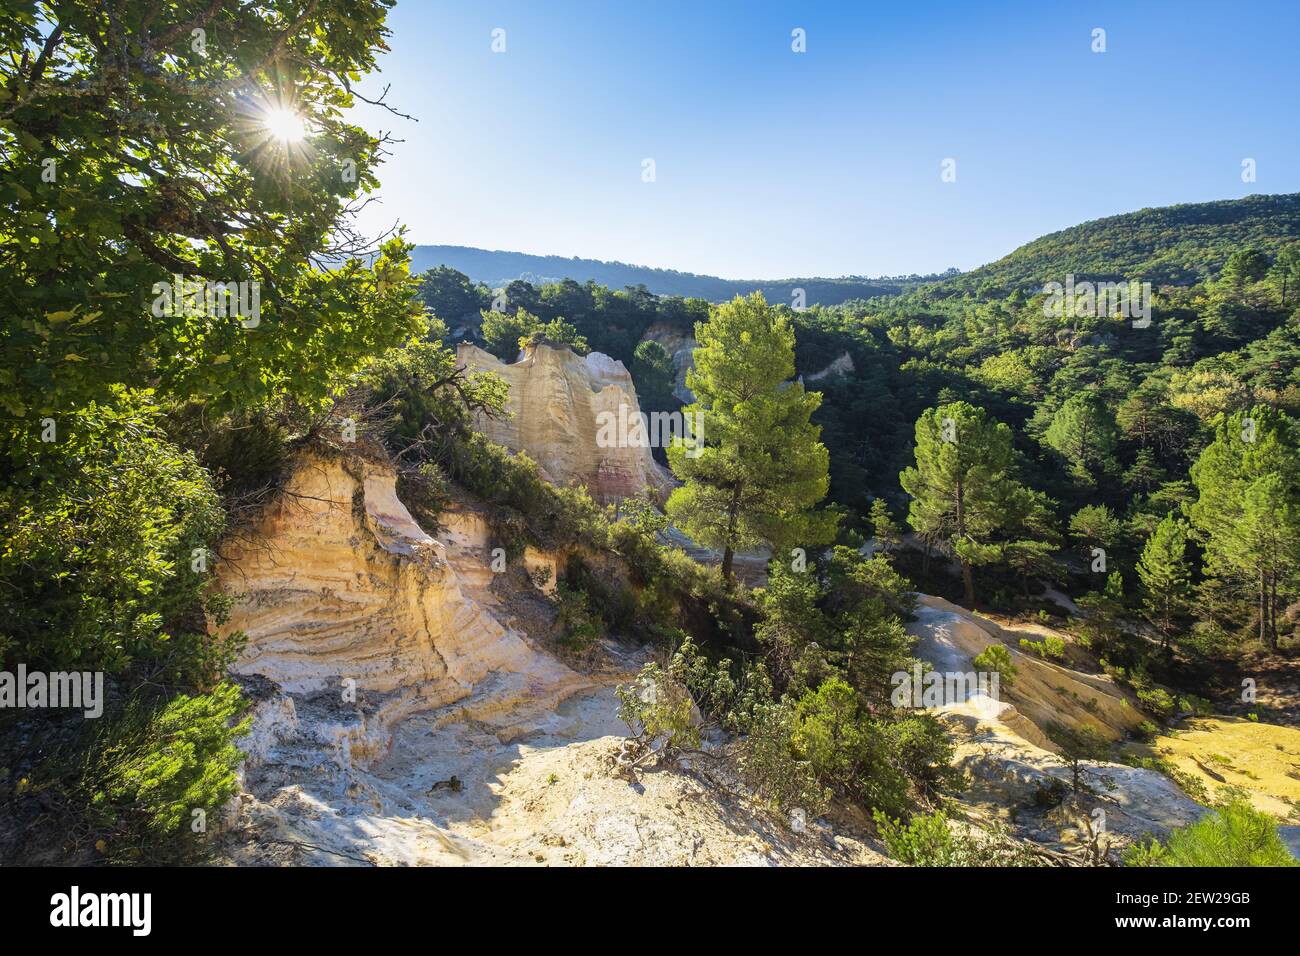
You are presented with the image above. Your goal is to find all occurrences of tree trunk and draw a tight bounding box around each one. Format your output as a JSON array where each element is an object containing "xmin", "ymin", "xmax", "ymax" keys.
[
  {"xmin": 1259, "ymin": 567, "xmax": 1270, "ymax": 648},
  {"xmin": 1266, "ymin": 570, "xmax": 1279, "ymax": 651},
  {"xmin": 720, "ymin": 483, "xmax": 742, "ymax": 582},
  {"xmin": 961, "ymin": 559, "xmax": 975, "ymax": 607}
]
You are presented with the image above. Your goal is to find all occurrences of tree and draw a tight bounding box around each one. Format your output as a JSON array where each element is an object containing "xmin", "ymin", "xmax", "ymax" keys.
[
  {"xmin": 1267, "ymin": 244, "xmax": 1300, "ymax": 308},
  {"xmin": 1219, "ymin": 248, "xmax": 1271, "ymax": 290},
  {"xmin": 480, "ymin": 308, "xmax": 588, "ymax": 360},
  {"xmin": 1069, "ymin": 504, "xmax": 1124, "ymax": 552},
  {"xmin": 1002, "ymin": 538, "xmax": 1060, "ymax": 598},
  {"xmin": 1076, "ymin": 572, "xmax": 1127, "ymax": 656},
  {"xmin": 418, "ymin": 266, "xmax": 491, "ymax": 327},
  {"xmin": 1189, "ymin": 407, "xmax": 1300, "ymax": 648},
  {"xmin": 0, "ymin": 2, "xmax": 413, "ymax": 863},
  {"xmin": 869, "ymin": 498, "xmax": 903, "ymax": 555},
  {"xmin": 1043, "ymin": 393, "xmax": 1121, "ymax": 485},
  {"xmin": 899, "ymin": 402, "xmax": 1031, "ymax": 606},
  {"xmin": 631, "ymin": 339, "xmax": 676, "ymax": 413},
  {"xmin": 1045, "ymin": 722, "xmax": 1113, "ymax": 794},
  {"xmin": 666, "ymin": 293, "xmax": 835, "ymax": 580},
  {"xmin": 972, "ymin": 642, "xmax": 1017, "ymax": 689},
  {"xmin": 1125, "ymin": 795, "xmax": 1299, "ymax": 867},
  {"xmin": 1136, "ymin": 514, "xmax": 1195, "ymax": 653},
  {"xmin": 1220, "ymin": 476, "xmax": 1300, "ymax": 650},
  {"xmin": 1, "ymin": 1, "xmax": 421, "ymax": 422}
]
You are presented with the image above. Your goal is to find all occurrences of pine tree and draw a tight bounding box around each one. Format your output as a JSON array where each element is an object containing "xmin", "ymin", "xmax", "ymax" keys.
[
  {"xmin": 1077, "ymin": 571, "xmax": 1127, "ymax": 656},
  {"xmin": 1043, "ymin": 393, "xmax": 1121, "ymax": 485},
  {"xmin": 868, "ymin": 498, "xmax": 902, "ymax": 555},
  {"xmin": 1137, "ymin": 513, "xmax": 1194, "ymax": 652},
  {"xmin": 666, "ymin": 293, "xmax": 835, "ymax": 580},
  {"xmin": 1189, "ymin": 407, "xmax": 1300, "ymax": 649},
  {"xmin": 1220, "ymin": 476, "xmax": 1300, "ymax": 650},
  {"xmin": 899, "ymin": 402, "xmax": 1031, "ymax": 606}
]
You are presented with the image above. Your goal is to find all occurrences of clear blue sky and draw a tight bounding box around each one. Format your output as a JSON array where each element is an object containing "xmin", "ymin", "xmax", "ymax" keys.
[{"xmin": 348, "ymin": 0, "xmax": 1300, "ymax": 280}]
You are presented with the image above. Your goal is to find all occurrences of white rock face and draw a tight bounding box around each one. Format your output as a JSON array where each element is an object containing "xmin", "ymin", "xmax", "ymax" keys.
[
  {"xmin": 457, "ymin": 342, "xmax": 674, "ymax": 503},
  {"xmin": 215, "ymin": 450, "xmax": 879, "ymax": 866},
  {"xmin": 907, "ymin": 596, "xmax": 1206, "ymax": 846},
  {"xmin": 217, "ymin": 450, "xmax": 589, "ymax": 766}
]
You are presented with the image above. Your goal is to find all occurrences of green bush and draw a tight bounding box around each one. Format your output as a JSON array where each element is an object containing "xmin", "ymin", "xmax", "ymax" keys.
[
  {"xmin": 873, "ymin": 808, "xmax": 960, "ymax": 865},
  {"xmin": 1125, "ymin": 795, "xmax": 1298, "ymax": 867},
  {"xmin": 1, "ymin": 389, "xmax": 227, "ymax": 680},
  {"xmin": 552, "ymin": 583, "xmax": 603, "ymax": 653},
  {"xmin": 80, "ymin": 683, "xmax": 251, "ymax": 863},
  {"xmin": 793, "ymin": 677, "xmax": 912, "ymax": 818},
  {"xmin": 1019, "ymin": 635, "xmax": 1065, "ymax": 660},
  {"xmin": 972, "ymin": 643, "xmax": 1018, "ymax": 688},
  {"xmin": 873, "ymin": 808, "xmax": 1045, "ymax": 866},
  {"xmin": 1137, "ymin": 686, "xmax": 1178, "ymax": 719}
]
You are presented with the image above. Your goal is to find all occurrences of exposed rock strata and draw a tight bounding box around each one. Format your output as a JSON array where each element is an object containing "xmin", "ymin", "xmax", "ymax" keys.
[
  {"xmin": 217, "ymin": 451, "xmax": 879, "ymax": 866},
  {"xmin": 907, "ymin": 596, "xmax": 1206, "ymax": 849},
  {"xmin": 457, "ymin": 342, "xmax": 674, "ymax": 503},
  {"xmin": 218, "ymin": 450, "xmax": 589, "ymax": 767}
]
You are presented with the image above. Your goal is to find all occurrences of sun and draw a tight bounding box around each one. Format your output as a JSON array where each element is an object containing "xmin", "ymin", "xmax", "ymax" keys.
[{"xmin": 262, "ymin": 107, "xmax": 308, "ymax": 144}]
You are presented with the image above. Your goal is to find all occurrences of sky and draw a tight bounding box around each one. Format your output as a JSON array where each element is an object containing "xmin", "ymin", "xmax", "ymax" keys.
[{"xmin": 347, "ymin": 0, "xmax": 1300, "ymax": 280}]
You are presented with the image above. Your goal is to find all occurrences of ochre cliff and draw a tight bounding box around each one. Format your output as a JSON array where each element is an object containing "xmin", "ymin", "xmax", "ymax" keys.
[
  {"xmin": 215, "ymin": 450, "xmax": 881, "ymax": 865},
  {"xmin": 457, "ymin": 342, "xmax": 673, "ymax": 503},
  {"xmin": 217, "ymin": 448, "xmax": 589, "ymax": 765}
]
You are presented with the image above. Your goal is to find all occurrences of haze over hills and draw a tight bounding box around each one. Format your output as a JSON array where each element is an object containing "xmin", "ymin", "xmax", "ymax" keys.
[
  {"xmin": 413, "ymin": 194, "xmax": 1300, "ymax": 306},
  {"xmin": 408, "ymin": 244, "xmax": 949, "ymax": 305}
]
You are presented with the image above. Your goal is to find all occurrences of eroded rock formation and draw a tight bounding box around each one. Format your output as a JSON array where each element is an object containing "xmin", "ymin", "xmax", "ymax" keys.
[
  {"xmin": 908, "ymin": 596, "xmax": 1205, "ymax": 850},
  {"xmin": 218, "ymin": 448, "xmax": 589, "ymax": 766},
  {"xmin": 216, "ymin": 450, "xmax": 880, "ymax": 866},
  {"xmin": 457, "ymin": 342, "xmax": 674, "ymax": 503}
]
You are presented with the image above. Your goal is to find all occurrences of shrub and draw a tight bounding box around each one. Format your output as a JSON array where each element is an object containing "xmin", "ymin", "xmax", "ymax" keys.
[
  {"xmin": 552, "ymin": 583, "xmax": 603, "ymax": 653},
  {"xmin": 873, "ymin": 808, "xmax": 1046, "ymax": 867},
  {"xmin": 616, "ymin": 652, "xmax": 702, "ymax": 754},
  {"xmin": 1124, "ymin": 795, "xmax": 1298, "ymax": 867},
  {"xmin": 792, "ymin": 677, "xmax": 912, "ymax": 818},
  {"xmin": 972, "ymin": 643, "xmax": 1017, "ymax": 688},
  {"xmin": 79, "ymin": 683, "xmax": 251, "ymax": 863},
  {"xmin": 1137, "ymin": 686, "xmax": 1178, "ymax": 719},
  {"xmin": 873, "ymin": 808, "xmax": 958, "ymax": 865},
  {"xmin": 0, "ymin": 389, "xmax": 227, "ymax": 680},
  {"xmin": 1019, "ymin": 635, "xmax": 1065, "ymax": 659}
]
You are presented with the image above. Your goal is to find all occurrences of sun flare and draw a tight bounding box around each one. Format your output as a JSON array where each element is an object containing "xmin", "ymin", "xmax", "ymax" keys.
[{"xmin": 262, "ymin": 107, "xmax": 307, "ymax": 143}]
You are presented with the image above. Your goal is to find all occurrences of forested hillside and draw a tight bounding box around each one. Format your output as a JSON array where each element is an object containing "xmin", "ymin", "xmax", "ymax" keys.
[
  {"xmin": 409, "ymin": 244, "xmax": 936, "ymax": 304},
  {"xmin": 426, "ymin": 193, "xmax": 1300, "ymax": 701},
  {"xmin": 942, "ymin": 193, "xmax": 1300, "ymax": 295}
]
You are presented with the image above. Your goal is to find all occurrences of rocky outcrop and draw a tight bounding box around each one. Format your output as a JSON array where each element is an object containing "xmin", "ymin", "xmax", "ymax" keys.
[
  {"xmin": 457, "ymin": 343, "xmax": 674, "ymax": 503},
  {"xmin": 217, "ymin": 449, "xmax": 589, "ymax": 766},
  {"xmin": 216, "ymin": 450, "xmax": 880, "ymax": 866},
  {"xmin": 907, "ymin": 597, "xmax": 1206, "ymax": 850}
]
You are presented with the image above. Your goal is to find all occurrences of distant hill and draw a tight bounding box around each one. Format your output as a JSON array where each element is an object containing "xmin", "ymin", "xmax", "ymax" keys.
[
  {"xmin": 408, "ymin": 244, "xmax": 940, "ymax": 305},
  {"xmin": 945, "ymin": 193, "xmax": 1300, "ymax": 295}
]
